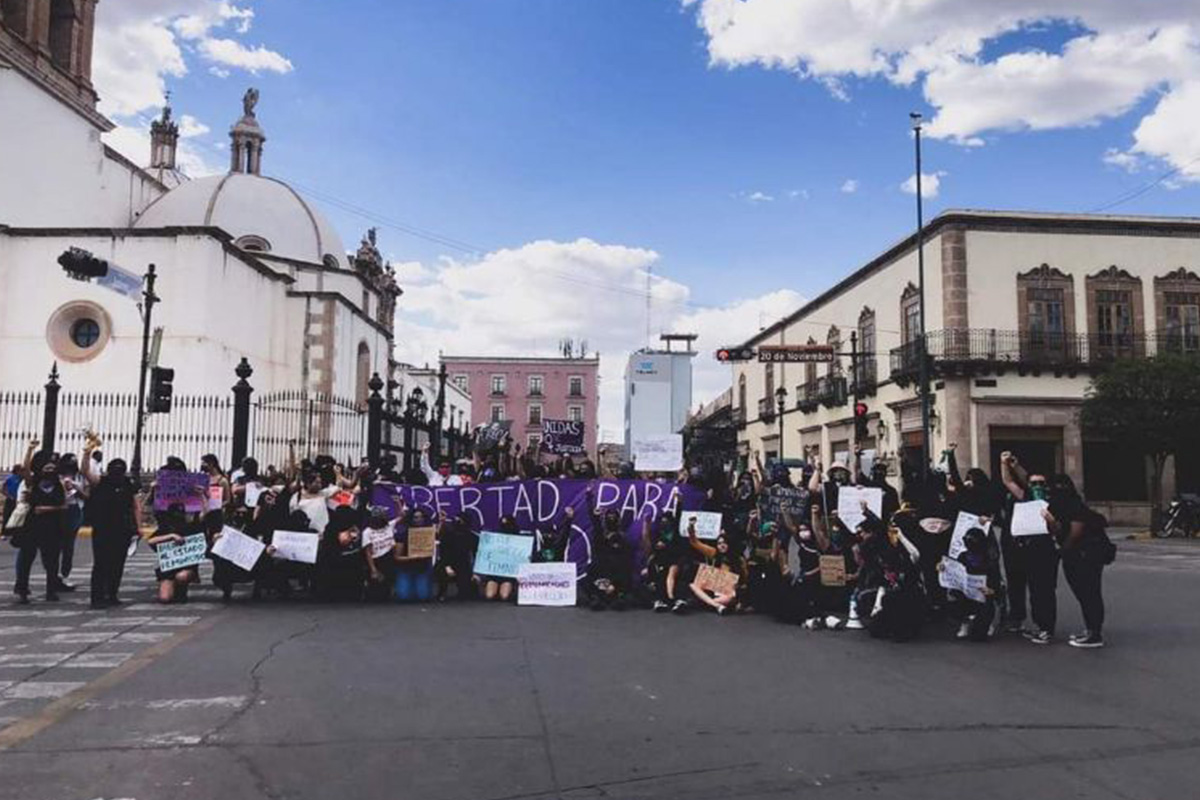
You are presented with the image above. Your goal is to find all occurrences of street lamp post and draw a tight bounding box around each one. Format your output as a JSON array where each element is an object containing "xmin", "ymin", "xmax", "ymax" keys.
[
  {"xmin": 131, "ymin": 263, "xmax": 159, "ymax": 479},
  {"xmin": 775, "ymin": 386, "xmax": 787, "ymax": 461},
  {"xmin": 910, "ymin": 112, "xmax": 933, "ymax": 479}
]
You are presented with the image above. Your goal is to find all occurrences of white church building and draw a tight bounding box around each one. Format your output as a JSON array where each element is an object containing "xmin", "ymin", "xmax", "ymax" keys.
[{"xmin": 0, "ymin": 1, "xmax": 401, "ymax": 466}]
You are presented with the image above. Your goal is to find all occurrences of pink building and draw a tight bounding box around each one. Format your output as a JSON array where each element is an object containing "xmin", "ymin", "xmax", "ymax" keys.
[{"xmin": 441, "ymin": 355, "xmax": 600, "ymax": 455}]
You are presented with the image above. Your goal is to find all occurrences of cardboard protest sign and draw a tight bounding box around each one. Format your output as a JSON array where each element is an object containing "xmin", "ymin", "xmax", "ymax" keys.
[
  {"xmin": 758, "ymin": 485, "xmax": 810, "ymax": 524},
  {"xmin": 517, "ymin": 562, "xmax": 577, "ymax": 606},
  {"xmin": 680, "ymin": 511, "xmax": 722, "ymax": 541},
  {"xmin": 541, "ymin": 419, "xmax": 585, "ymax": 455},
  {"xmin": 154, "ymin": 471, "xmax": 209, "ymax": 513},
  {"xmin": 836, "ymin": 486, "xmax": 884, "ymax": 531},
  {"xmin": 631, "ymin": 434, "xmax": 683, "ymax": 472},
  {"xmin": 243, "ymin": 482, "xmax": 266, "ymax": 508},
  {"xmin": 475, "ymin": 421, "xmax": 513, "ymax": 454},
  {"xmin": 363, "ymin": 524, "xmax": 396, "ymax": 560},
  {"xmin": 1011, "ymin": 500, "xmax": 1050, "ymax": 537},
  {"xmin": 271, "ymin": 530, "xmax": 320, "ymax": 564},
  {"xmin": 819, "ymin": 554, "xmax": 847, "ymax": 587},
  {"xmin": 474, "ymin": 531, "xmax": 532, "ymax": 579},
  {"xmin": 938, "ymin": 557, "xmax": 988, "ymax": 602},
  {"xmin": 695, "ymin": 564, "xmax": 739, "ymax": 595},
  {"xmin": 405, "ymin": 526, "xmax": 437, "ymax": 559},
  {"xmin": 156, "ymin": 533, "xmax": 208, "ymax": 572},
  {"xmin": 211, "ymin": 527, "xmax": 265, "ymax": 572},
  {"xmin": 948, "ymin": 511, "xmax": 984, "ymax": 559}
]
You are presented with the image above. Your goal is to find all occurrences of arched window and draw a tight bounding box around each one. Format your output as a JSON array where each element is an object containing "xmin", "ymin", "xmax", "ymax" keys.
[
  {"xmin": 763, "ymin": 361, "xmax": 775, "ymax": 404},
  {"xmin": 857, "ymin": 307, "xmax": 876, "ymax": 392},
  {"xmin": 804, "ymin": 337, "xmax": 818, "ymax": 387},
  {"xmin": 234, "ymin": 234, "xmax": 271, "ymax": 253},
  {"xmin": 355, "ymin": 342, "xmax": 371, "ymax": 408},
  {"xmin": 737, "ymin": 373, "xmax": 747, "ymax": 415},
  {"xmin": 826, "ymin": 326, "xmax": 841, "ymax": 375},
  {"xmin": 48, "ymin": 0, "xmax": 80, "ymax": 72}
]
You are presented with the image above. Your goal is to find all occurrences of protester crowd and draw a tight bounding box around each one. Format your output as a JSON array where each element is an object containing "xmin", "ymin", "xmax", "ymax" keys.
[{"xmin": 1, "ymin": 432, "xmax": 1115, "ymax": 649}]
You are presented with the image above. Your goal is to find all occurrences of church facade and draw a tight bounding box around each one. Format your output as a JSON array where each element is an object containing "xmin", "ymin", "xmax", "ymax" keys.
[{"xmin": 0, "ymin": 1, "xmax": 401, "ymax": 465}]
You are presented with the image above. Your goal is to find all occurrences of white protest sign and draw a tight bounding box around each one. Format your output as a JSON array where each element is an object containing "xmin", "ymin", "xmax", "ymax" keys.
[
  {"xmin": 1011, "ymin": 500, "xmax": 1050, "ymax": 537},
  {"xmin": 836, "ymin": 486, "xmax": 883, "ymax": 531},
  {"xmin": 632, "ymin": 434, "xmax": 683, "ymax": 473},
  {"xmin": 363, "ymin": 523, "xmax": 396, "ymax": 559},
  {"xmin": 938, "ymin": 557, "xmax": 988, "ymax": 603},
  {"xmin": 860, "ymin": 449, "xmax": 877, "ymax": 477},
  {"xmin": 243, "ymin": 482, "xmax": 265, "ymax": 508},
  {"xmin": 474, "ymin": 531, "xmax": 532, "ymax": 579},
  {"xmin": 211, "ymin": 527, "xmax": 266, "ymax": 572},
  {"xmin": 948, "ymin": 511, "xmax": 984, "ymax": 559},
  {"xmin": 271, "ymin": 530, "xmax": 320, "ymax": 564},
  {"xmin": 680, "ymin": 511, "xmax": 722, "ymax": 541},
  {"xmin": 157, "ymin": 533, "xmax": 208, "ymax": 572},
  {"xmin": 517, "ymin": 562, "xmax": 577, "ymax": 606}
]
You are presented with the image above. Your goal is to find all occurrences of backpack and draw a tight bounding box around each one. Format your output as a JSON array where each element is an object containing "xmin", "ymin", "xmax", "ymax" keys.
[{"xmin": 1084, "ymin": 509, "xmax": 1117, "ymax": 565}]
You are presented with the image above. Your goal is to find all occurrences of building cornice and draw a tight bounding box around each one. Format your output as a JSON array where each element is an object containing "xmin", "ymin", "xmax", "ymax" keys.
[
  {"xmin": 287, "ymin": 290, "xmax": 394, "ymax": 340},
  {"xmin": 442, "ymin": 356, "xmax": 601, "ymax": 366}
]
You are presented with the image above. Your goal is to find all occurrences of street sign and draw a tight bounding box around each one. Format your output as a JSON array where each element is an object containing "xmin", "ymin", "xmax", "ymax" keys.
[
  {"xmin": 758, "ymin": 345, "xmax": 834, "ymax": 363},
  {"xmin": 96, "ymin": 261, "xmax": 144, "ymax": 301}
]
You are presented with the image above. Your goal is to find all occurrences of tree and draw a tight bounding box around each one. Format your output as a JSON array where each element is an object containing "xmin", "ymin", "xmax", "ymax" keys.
[{"xmin": 1081, "ymin": 353, "xmax": 1200, "ymax": 530}]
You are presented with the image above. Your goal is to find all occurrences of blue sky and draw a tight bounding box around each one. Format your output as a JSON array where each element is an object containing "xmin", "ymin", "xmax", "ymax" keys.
[{"xmin": 95, "ymin": 0, "xmax": 1200, "ymax": 436}]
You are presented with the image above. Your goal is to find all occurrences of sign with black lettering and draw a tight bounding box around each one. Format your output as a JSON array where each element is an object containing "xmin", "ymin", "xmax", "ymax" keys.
[{"xmin": 758, "ymin": 345, "xmax": 834, "ymax": 363}]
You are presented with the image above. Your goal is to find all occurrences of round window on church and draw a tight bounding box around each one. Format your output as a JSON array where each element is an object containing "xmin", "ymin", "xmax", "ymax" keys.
[
  {"xmin": 70, "ymin": 318, "xmax": 101, "ymax": 349},
  {"xmin": 46, "ymin": 301, "xmax": 112, "ymax": 364}
]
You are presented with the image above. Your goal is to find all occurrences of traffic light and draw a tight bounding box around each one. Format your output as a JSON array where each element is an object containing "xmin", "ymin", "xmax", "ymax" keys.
[
  {"xmin": 148, "ymin": 366, "xmax": 175, "ymax": 414},
  {"xmin": 57, "ymin": 247, "xmax": 110, "ymax": 280},
  {"xmin": 715, "ymin": 346, "xmax": 755, "ymax": 363},
  {"xmin": 854, "ymin": 401, "xmax": 869, "ymax": 440}
]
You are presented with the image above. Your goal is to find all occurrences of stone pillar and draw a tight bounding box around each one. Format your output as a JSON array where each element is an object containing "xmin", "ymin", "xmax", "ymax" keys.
[
  {"xmin": 941, "ymin": 225, "xmax": 969, "ymax": 330},
  {"xmin": 366, "ymin": 373, "xmax": 384, "ymax": 467}
]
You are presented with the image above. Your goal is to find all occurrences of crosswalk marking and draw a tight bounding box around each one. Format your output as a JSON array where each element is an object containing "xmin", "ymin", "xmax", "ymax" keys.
[
  {"xmin": 45, "ymin": 632, "xmax": 120, "ymax": 644},
  {"xmin": 1, "ymin": 681, "xmax": 86, "ymax": 699},
  {"xmin": 61, "ymin": 653, "xmax": 134, "ymax": 669}
]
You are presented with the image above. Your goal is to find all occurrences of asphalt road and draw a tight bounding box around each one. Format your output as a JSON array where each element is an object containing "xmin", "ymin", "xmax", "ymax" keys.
[{"xmin": 1, "ymin": 539, "xmax": 1199, "ymax": 800}]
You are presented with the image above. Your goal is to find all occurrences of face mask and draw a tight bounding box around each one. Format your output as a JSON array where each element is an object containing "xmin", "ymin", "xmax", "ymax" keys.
[{"xmin": 1030, "ymin": 485, "xmax": 1047, "ymax": 501}]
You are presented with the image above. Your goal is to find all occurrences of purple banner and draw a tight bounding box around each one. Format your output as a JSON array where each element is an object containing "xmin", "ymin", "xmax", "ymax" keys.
[{"xmin": 371, "ymin": 479, "xmax": 706, "ymax": 577}]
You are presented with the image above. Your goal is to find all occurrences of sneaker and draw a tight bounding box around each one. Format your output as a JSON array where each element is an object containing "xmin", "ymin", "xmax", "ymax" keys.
[
  {"xmin": 1067, "ymin": 631, "xmax": 1090, "ymax": 644},
  {"xmin": 845, "ymin": 617, "xmax": 864, "ymax": 630},
  {"xmin": 956, "ymin": 621, "xmax": 972, "ymax": 640},
  {"xmin": 671, "ymin": 599, "xmax": 688, "ymax": 613},
  {"xmin": 802, "ymin": 616, "xmax": 825, "ymax": 630},
  {"xmin": 715, "ymin": 604, "xmax": 728, "ymax": 616},
  {"xmin": 1024, "ymin": 629, "xmax": 1053, "ymax": 645},
  {"xmin": 653, "ymin": 600, "xmax": 669, "ymax": 612},
  {"xmin": 56, "ymin": 579, "xmax": 77, "ymax": 593},
  {"xmin": 1069, "ymin": 634, "xmax": 1105, "ymax": 649},
  {"xmin": 826, "ymin": 615, "xmax": 847, "ymax": 630}
]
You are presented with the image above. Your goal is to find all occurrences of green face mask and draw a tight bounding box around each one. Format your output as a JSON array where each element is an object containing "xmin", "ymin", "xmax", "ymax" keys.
[{"xmin": 1030, "ymin": 485, "xmax": 1047, "ymax": 501}]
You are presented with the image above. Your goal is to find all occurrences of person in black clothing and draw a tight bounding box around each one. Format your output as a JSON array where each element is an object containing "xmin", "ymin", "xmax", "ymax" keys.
[
  {"xmin": 1044, "ymin": 474, "xmax": 1111, "ymax": 649},
  {"xmin": 84, "ymin": 458, "xmax": 139, "ymax": 608},
  {"xmin": 775, "ymin": 508, "xmax": 824, "ymax": 625},
  {"xmin": 533, "ymin": 507, "xmax": 574, "ymax": 564},
  {"xmin": 1000, "ymin": 453, "xmax": 1059, "ymax": 644},
  {"xmin": 641, "ymin": 510, "xmax": 689, "ymax": 612},
  {"xmin": 585, "ymin": 504, "xmax": 633, "ymax": 610},
  {"xmin": 13, "ymin": 451, "xmax": 67, "ymax": 604},
  {"xmin": 434, "ymin": 512, "xmax": 476, "ymax": 601},
  {"xmin": 148, "ymin": 506, "xmax": 200, "ymax": 604},
  {"xmin": 947, "ymin": 527, "xmax": 1003, "ymax": 642},
  {"xmin": 316, "ymin": 506, "xmax": 365, "ymax": 602},
  {"xmin": 853, "ymin": 510, "xmax": 925, "ymax": 642}
]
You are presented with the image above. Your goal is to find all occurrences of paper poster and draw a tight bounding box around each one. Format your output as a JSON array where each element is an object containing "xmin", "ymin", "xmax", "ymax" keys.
[
  {"xmin": 475, "ymin": 420, "xmax": 513, "ymax": 454},
  {"xmin": 860, "ymin": 449, "xmax": 877, "ymax": 478},
  {"xmin": 938, "ymin": 557, "xmax": 988, "ymax": 603},
  {"xmin": 1011, "ymin": 500, "xmax": 1050, "ymax": 537},
  {"xmin": 244, "ymin": 482, "xmax": 265, "ymax": 508},
  {"xmin": 156, "ymin": 533, "xmax": 208, "ymax": 572},
  {"xmin": 819, "ymin": 555, "xmax": 847, "ymax": 587},
  {"xmin": 206, "ymin": 484, "xmax": 224, "ymax": 511},
  {"xmin": 948, "ymin": 511, "xmax": 984, "ymax": 559},
  {"xmin": 474, "ymin": 531, "xmax": 532, "ymax": 579},
  {"xmin": 406, "ymin": 526, "xmax": 437, "ymax": 559},
  {"xmin": 363, "ymin": 524, "xmax": 396, "ymax": 560},
  {"xmin": 680, "ymin": 511, "xmax": 722, "ymax": 541},
  {"xmin": 154, "ymin": 471, "xmax": 209, "ymax": 513},
  {"xmin": 694, "ymin": 564, "xmax": 739, "ymax": 595},
  {"xmin": 211, "ymin": 527, "xmax": 266, "ymax": 572},
  {"xmin": 517, "ymin": 562, "xmax": 577, "ymax": 606},
  {"xmin": 758, "ymin": 485, "xmax": 809, "ymax": 524},
  {"xmin": 541, "ymin": 419, "xmax": 586, "ymax": 455},
  {"xmin": 836, "ymin": 486, "xmax": 884, "ymax": 531},
  {"xmin": 631, "ymin": 434, "xmax": 683, "ymax": 473},
  {"xmin": 271, "ymin": 530, "xmax": 320, "ymax": 564}
]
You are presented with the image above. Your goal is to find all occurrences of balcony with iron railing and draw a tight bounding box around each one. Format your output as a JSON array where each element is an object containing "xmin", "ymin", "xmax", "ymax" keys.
[
  {"xmin": 796, "ymin": 382, "xmax": 820, "ymax": 412},
  {"xmin": 732, "ymin": 405, "xmax": 747, "ymax": 427},
  {"xmin": 815, "ymin": 375, "xmax": 848, "ymax": 408},
  {"xmin": 889, "ymin": 329, "xmax": 1171, "ymax": 385},
  {"xmin": 757, "ymin": 396, "xmax": 776, "ymax": 423},
  {"xmin": 851, "ymin": 359, "xmax": 878, "ymax": 398}
]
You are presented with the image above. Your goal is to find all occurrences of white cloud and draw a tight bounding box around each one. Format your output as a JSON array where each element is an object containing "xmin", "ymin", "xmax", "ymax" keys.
[
  {"xmin": 787, "ymin": 188, "xmax": 809, "ymax": 200},
  {"xmin": 103, "ymin": 119, "xmax": 222, "ymax": 177},
  {"xmin": 179, "ymin": 114, "xmax": 210, "ymax": 138},
  {"xmin": 840, "ymin": 179, "xmax": 858, "ymax": 194},
  {"xmin": 901, "ymin": 171, "xmax": 946, "ymax": 199},
  {"xmin": 198, "ymin": 38, "xmax": 293, "ymax": 74},
  {"xmin": 683, "ymin": 1, "xmax": 1200, "ymax": 176},
  {"xmin": 736, "ymin": 190, "xmax": 775, "ymax": 204},
  {"xmin": 391, "ymin": 238, "xmax": 803, "ymax": 436},
  {"xmin": 1103, "ymin": 147, "xmax": 1142, "ymax": 172}
]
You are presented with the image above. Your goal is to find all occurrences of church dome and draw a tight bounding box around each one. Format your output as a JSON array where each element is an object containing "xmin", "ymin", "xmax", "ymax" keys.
[{"xmin": 134, "ymin": 173, "xmax": 347, "ymax": 266}]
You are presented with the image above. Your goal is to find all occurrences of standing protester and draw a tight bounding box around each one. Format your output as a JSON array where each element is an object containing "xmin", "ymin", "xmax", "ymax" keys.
[
  {"xmin": 642, "ymin": 510, "xmax": 688, "ymax": 612},
  {"xmin": 1043, "ymin": 475, "xmax": 1114, "ymax": 649},
  {"xmin": 1000, "ymin": 454, "xmax": 1059, "ymax": 645},
  {"xmin": 422, "ymin": 443, "xmax": 464, "ymax": 486},
  {"xmin": 83, "ymin": 456, "xmax": 140, "ymax": 608},
  {"xmin": 13, "ymin": 451, "xmax": 67, "ymax": 603}
]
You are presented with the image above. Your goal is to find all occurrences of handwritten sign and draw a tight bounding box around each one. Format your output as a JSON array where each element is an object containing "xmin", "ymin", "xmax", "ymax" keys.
[
  {"xmin": 243, "ymin": 482, "xmax": 265, "ymax": 508},
  {"xmin": 154, "ymin": 471, "xmax": 209, "ymax": 513},
  {"xmin": 1011, "ymin": 500, "xmax": 1050, "ymax": 537},
  {"xmin": 694, "ymin": 564, "xmax": 739, "ymax": 595},
  {"xmin": 211, "ymin": 527, "xmax": 265, "ymax": 572},
  {"xmin": 517, "ymin": 562, "xmax": 577, "ymax": 606},
  {"xmin": 271, "ymin": 530, "xmax": 320, "ymax": 564},
  {"xmin": 206, "ymin": 485, "xmax": 224, "ymax": 512},
  {"xmin": 406, "ymin": 526, "xmax": 437, "ymax": 559},
  {"xmin": 474, "ymin": 531, "xmax": 532, "ymax": 579},
  {"xmin": 156, "ymin": 533, "xmax": 208, "ymax": 572},
  {"xmin": 948, "ymin": 511, "xmax": 984, "ymax": 559},
  {"xmin": 819, "ymin": 555, "xmax": 847, "ymax": 587},
  {"xmin": 363, "ymin": 524, "xmax": 396, "ymax": 560},
  {"xmin": 758, "ymin": 485, "xmax": 809, "ymax": 523},
  {"xmin": 836, "ymin": 486, "xmax": 883, "ymax": 531},
  {"xmin": 680, "ymin": 511, "xmax": 722, "ymax": 541},
  {"xmin": 938, "ymin": 557, "xmax": 988, "ymax": 602},
  {"xmin": 475, "ymin": 421, "xmax": 513, "ymax": 454},
  {"xmin": 542, "ymin": 419, "xmax": 585, "ymax": 455},
  {"xmin": 631, "ymin": 434, "xmax": 683, "ymax": 473}
]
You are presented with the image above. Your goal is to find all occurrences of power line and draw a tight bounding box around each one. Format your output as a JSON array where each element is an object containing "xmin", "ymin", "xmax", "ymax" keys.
[{"xmin": 1087, "ymin": 154, "xmax": 1200, "ymax": 213}]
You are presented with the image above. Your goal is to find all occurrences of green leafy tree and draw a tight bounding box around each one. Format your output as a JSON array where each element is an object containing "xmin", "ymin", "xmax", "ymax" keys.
[{"xmin": 1081, "ymin": 353, "xmax": 1200, "ymax": 529}]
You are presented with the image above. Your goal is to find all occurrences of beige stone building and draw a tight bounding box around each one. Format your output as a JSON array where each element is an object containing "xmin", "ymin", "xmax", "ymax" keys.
[{"xmin": 731, "ymin": 210, "xmax": 1200, "ymax": 525}]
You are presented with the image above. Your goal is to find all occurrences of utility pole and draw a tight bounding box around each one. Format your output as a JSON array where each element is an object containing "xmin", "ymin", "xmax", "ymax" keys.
[
  {"xmin": 131, "ymin": 263, "xmax": 159, "ymax": 479},
  {"xmin": 911, "ymin": 113, "xmax": 932, "ymax": 479},
  {"xmin": 850, "ymin": 330, "xmax": 859, "ymax": 450}
]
